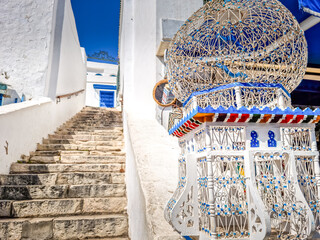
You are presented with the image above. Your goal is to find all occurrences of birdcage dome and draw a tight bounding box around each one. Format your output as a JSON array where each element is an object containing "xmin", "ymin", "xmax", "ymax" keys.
[{"xmin": 165, "ymin": 0, "xmax": 308, "ymax": 103}]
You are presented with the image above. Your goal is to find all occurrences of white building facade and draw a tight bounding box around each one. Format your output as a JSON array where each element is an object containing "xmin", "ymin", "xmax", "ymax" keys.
[{"xmin": 86, "ymin": 61, "xmax": 118, "ymax": 108}]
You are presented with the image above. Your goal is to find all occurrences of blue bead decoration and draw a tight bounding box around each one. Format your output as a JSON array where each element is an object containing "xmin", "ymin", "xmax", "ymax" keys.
[
  {"xmin": 250, "ymin": 131, "xmax": 259, "ymax": 148},
  {"xmin": 268, "ymin": 130, "xmax": 277, "ymax": 147}
]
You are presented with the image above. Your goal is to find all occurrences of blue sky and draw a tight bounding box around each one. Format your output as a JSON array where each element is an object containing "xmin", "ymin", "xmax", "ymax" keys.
[
  {"xmin": 70, "ymin": 0, "xmax": 320, "ymax": 66},
  {"xmin": 71, "ymin": 0, "xmax": 120, "ymax": 64}
]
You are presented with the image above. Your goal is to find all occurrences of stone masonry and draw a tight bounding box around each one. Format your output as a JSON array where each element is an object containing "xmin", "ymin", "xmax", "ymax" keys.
[{"xmin": 0, "ymin": 106, "xmax": 128, "ymax": 240}]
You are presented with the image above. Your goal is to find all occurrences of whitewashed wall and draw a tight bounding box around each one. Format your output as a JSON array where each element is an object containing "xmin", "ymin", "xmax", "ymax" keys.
[
  {"xmin": 155, "ymin": 0, "xmax": 203, "ymax": 127},
  {"xmin": 0, "ymin": 0, "xmax": 86, "ymax": 100},
  {"xmin": 0, "ymin": 94, "xmax": 85, "ymax": 174},
  {"xmin": 0, "ymin": 0, "xmax": 86, "ymax": 173},
  {"xmin": 119, "ymin": 1, "xmax": 203, "ymax": 239},
  {"xmin": 0, "ymin": 0, "xmax": 55, "ymax": 98},
  {"xmin": 86, "ymin": 62, "xmax": 118, "ymax": 107},
  {"xmin": 55, "ymin": 0, "xmax": 86, "ymax": 96},
  {"xmin": 120, "ymin": 0, "xmax": 202, "ymax": 117},
  {"xmin": 119, "ymin": 0, "xmax": 156, "ymax": 117}
]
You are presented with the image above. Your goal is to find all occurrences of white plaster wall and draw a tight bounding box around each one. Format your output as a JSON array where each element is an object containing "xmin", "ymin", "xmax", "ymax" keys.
[
  {"xmin": 119, "ymin": 1, "xmax": 204, "ymax": 239},
  {"xmin": 132, "ymin": 0, "xmax": 157, "ymax": 117},
  {"xmin": 120, "ymin": 0, "xmax": 156, "ymax": 117},
  {"xmin": 124, "ymin": 113, "xmax": 149, "ymax": 240},
  {"xmin": 155, "ymin": 0, "xmax": 203, "ymax": 126},
  {"xmin": 87, "ymin": 62, "xmax": 118, "ymax": 84},
  {"xmin": 124, "ymin": 111, "xmax": 182, "ymax": 240},
  {"xmin": 55, "ymin": 0, "xmax": 86, "ymax": 96},
  {"xmin": 155, "ymin": 0, "xmax": 203, "ymax": 83},
  {"xmin": 86, "ymin": 83, "xmax": 100, "ymax": 107},
  {"xmin": 119, "ymin": 0, "xmax": 134, "ymax": 113},
  {"xmin": 120, "ymin": 0, "xmax": 202, "ymax": 118},
  {"xmin": 0, "ymin": 0, "xmax": 55, "ymax": 98},
  {"xmin": 0, "ymin": 93, "xmax": 85, "ymax": 174}
]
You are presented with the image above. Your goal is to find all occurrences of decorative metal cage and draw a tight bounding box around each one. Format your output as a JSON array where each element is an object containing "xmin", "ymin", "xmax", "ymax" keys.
[{"xmin": 165, "ymin": 0, "xmax": 308, "ymax": 104}]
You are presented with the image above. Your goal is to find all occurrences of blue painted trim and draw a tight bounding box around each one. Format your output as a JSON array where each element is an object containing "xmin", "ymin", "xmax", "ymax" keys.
[
  {"xmin": 168, "ymin": 108, "xmax": 198, "ymax": 135},
  {"xmin": 93, "ymin": 84, "xmax": 117, "ymax": 90},
  {"xmin": 183, "ymin": 237, "xmax": 193, "ymax": 240},
  {"xmin": 182, "ymin": 82, "xmax": 290, "ymax": 107},
  {"xmin": 168, "ymin": 105, "xmax": 320, "ymax": 134},
  {"xmin": 0, "ymin": 94, "xmax": 2, "ymax": 106},
  {"xmin": 197, "ymin": 105, "xmax": 320, "ymax": 116}
]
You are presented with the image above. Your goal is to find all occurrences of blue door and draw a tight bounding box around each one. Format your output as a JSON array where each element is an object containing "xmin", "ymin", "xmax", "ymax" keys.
[
  {"xmin": 0, "ymin": 94, "xmax": 3, "ymax": 106},
  {"xmin": 100, "ymin": 91, "xmax": 114, "ymax": 108}
]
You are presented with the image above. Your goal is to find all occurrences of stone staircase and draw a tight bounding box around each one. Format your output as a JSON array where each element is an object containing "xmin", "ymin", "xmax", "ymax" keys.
[{"xmin": 0, "ymin": 106, "xmax": 128, "ymax": 240}]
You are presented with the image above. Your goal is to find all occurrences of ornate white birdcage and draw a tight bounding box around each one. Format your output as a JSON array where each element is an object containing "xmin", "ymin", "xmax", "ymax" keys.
[
  {"xmin": 166, "ymin": 0, "xmax": 307, "ymax": 106},
  {"xmin": 164, "ymin": 0, "xmax": 320, "ymax": 239}
]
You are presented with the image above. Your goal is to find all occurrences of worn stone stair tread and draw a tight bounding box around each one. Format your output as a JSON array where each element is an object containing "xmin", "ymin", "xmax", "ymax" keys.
[
  {"xmin": 59, "ymin": 155, "xmax": 126, "ymax": 163},
  {"xmin": 0, "ymin": 184, "xmax": 126, "ymax": 200},
  {"xmin": 43, "ymin": 139, "xmax": 124, "ymax": 145},
  {"xmin": 36, "ymin": 144, "xmax": 124, "ymax": 153},
  {"xmin": 1, "ymin": 197, "xmax": 127, "ymax": 218},
  {"xmin": 29, "ymin": 150, "xmax": 125, "ymax": 158},
  {"xmin": 32, "ymin": 150, "xmax": 61, "ymax": 156},
  {"xmin": 0, "ymin": 172, "xmax": 125, "ymax": 185},
  {"xmin": 87, "ymin": 238, "xmax": 129, "ymax": 240},
  {"xmin": 55, "ymin": 129, "xmax": 123, "ymax": 134},
  {"xmin": 0, "ymin": 214, "xmax": 128, "ymax": 239},
  {"xmin": 21, "ymin": 155, "xmax": 126, "ymax": 164},
  {"xmin": 48, "ymin": 134, "xmax": 123, "ymax": 141},
  {"xmin": 10, "ymin": 163, "xmax": 125, "ymax": 173}
]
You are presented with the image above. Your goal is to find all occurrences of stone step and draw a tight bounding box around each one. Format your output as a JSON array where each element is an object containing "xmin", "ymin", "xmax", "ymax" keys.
[
  {"xmin": 59, "ymin": 155, "xmax": 125, "ymax": 164},
  {"xmin": 87, "ymin": 238, "xmax": 129, "ymax": 240},
  {"xmin": 36, "ymin": 144, "xmax": 124, "ymax": 152},
  {"xmin": 26, "ymin": 155, "xmax": 125, "ymax": 164},
  {"xmin": 31, "ymin": 150, "xmax": 60, "ymax": 156},
  {"xmin": 55, "ymin": 128, "xmax": 123, "ymax": 135},
  {"xmin": 28, "ymin": 155, "xmax": 60, "ymax": 163},
  {"xmin": 52, "ymin": 130, "xmax": 123, "ymax": 137},
  {"xmin": 52, "ymin": 214, "xmax": 128, "ymax": 239},
  {"xmin": 67, "ymin": 120, "xmax": 122, "ymax": 124},
  {"xmin": 10, "ymin": 163, "xmax": 125, "ymax": 174},
  {"xmin": 0, "ymin": 184, "xmax": 125, "ymax": 200},
  {"xmin": 0, "ymin": 214, "xmax": 128, "ymax": 240},
  {"xmin": 48, "ymin": 134, "xmax": 123, "ymax": 141},
  {"xmin": 0, "ymin": 172, "xmax": 124, "ymax": 185},
  {"xmin": 1, "ymin": 197, "xmax": 127, "ymax": 218},
  {"xmin": 57, "ymin": 127, "xmax": 123, "ymax": 132},
  {"xmin": 42, "ymin": 139, "xmax": 124, "ymax": 146},
  {"xmin": 62, "ymin": 122, "xmax": 122, "ymax": 126},
  {"xmin": 27, "ymin": 150, "xmax": 94, "ymax": 158},
  {"xmin": 64, "ymin": 119, "xmax": 121, "ymax": 122}
]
